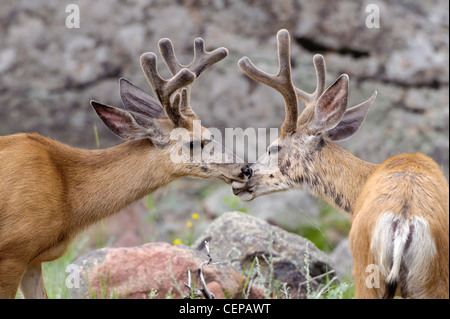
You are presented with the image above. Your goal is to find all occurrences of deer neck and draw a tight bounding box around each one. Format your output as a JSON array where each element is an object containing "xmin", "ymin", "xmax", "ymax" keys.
[
  {"xmin": 63, "ymin": 139, "xmax": 175, "ymax": 230},
  {"xmin": 297, "ymin": 138, "xmax": 378, "ymax": 217}
]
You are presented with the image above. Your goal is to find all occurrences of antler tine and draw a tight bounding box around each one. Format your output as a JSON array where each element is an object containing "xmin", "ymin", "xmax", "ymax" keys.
[
  {"xmin": 158, "ymin": 38, "xmax": 184, "ymax": 76},
  {"xmin": 140, "ymin": 52, "xmax": 195, "ymax": 127},
  {"xmin": 239, "ymin": 29, "xmax": 298, "ymax": 136},
  {"xmin": 191, "ymin": 38, "xmax": 229, "ymax": 78},
  {"xmin": 159, "ymin": 37, "xmax": 228, "ymax": 78},
  {"xmin": 295, "ymin": 54, "xmax": 327, "ymax": 108},
  {"xmin": 158, "ymin": 37, "xmax": 228, "ymax": 120}
]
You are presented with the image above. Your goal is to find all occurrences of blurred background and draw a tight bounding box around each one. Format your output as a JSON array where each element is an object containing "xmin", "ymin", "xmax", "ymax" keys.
[{"xmin": 0, "ymin": 0, "xmax": 448, "ymax": 297}]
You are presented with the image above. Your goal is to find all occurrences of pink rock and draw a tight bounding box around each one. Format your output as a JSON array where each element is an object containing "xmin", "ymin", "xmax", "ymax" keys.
[{"xmin": 70, "ymin": 242, "xmax": 263, "ymax": 299}]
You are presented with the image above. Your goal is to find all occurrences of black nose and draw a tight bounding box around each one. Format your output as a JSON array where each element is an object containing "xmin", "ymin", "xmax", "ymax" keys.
[{"xmin": 241, "ymin": 165, "xmax": 253, "ymax": 178}]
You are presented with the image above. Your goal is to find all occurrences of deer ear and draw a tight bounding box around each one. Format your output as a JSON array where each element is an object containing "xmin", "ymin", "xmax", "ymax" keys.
[
  {"xmin": 308, "ymin": 74, "xmax": 349, "ymax": 134},
  {"xmin": 91, "ymin": 100, "xmax": 169, "ymax": 146},
  {"xmin": 91, "ymin": 100, "xmax": 150, "ymax": 140},
  {"xmin": 327, "ymin": 91, "xmax": 377, "ymax": 141},
  {"xmin": 119, "ymin": 78, "xmax": 165, "ymax": 119}
]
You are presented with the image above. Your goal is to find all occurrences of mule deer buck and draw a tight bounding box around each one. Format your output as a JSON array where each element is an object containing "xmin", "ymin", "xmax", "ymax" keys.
[
  {"xmin": 232, "ymin": 29, "xmax": 449, "ymax": 298},
  {"xmin": 0, "ymin": 37, "xmax": 251, "ymax": 299}
]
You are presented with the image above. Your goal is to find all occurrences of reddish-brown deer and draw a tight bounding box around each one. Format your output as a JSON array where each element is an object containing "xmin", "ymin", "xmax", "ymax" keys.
[
  {"xmin": 232, "ymin": 29, "xmax": 449, "ymax": 299},
  {"xmin": 0, "ymin": 37, "xmax": 251, "ymax": 298}
]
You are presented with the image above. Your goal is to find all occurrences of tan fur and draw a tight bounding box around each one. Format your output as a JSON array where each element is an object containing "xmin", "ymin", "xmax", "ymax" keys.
[
  {"xmin": 0, "ymin": 134, "xmax": 167, "ymax": 298},
  {"xmin": 239, "ymin": 131, "xmax": 449, "ymax": 299},
  {"xmin": 351, "ymin": 153, "xmax": 449, "ymax": 298},
  {"xmin": 0, "ymin": 132, "xmax": 245, "ymax": 298}
]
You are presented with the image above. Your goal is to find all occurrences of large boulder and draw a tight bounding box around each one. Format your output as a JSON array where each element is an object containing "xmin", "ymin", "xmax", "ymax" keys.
[
  {"xmin": 193, "ymin": 212, "xmax": 337, "ymax": 298},
  {"xmin": 68, "ymin": 241, "xmax": 263, "ymax": 299}
]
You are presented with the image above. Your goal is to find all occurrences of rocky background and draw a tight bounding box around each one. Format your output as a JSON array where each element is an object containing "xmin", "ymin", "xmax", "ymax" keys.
[{"xmin": 1, "ymin": 0, "xmax": 448, "ymax": 298}]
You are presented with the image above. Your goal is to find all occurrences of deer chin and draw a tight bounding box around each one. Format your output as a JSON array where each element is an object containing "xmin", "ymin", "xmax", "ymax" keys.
[
  {"xmin": 237, "ymin": 190, "xmax": 255, "ymax": 202},
  {"xmin": 231, "ymin": 184, "xmax": 255, "ymax": 202}
]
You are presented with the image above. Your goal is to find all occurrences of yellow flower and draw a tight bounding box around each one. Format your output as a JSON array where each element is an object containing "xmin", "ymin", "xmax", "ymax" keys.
[
  {"xmin": 186, "ymin": 221, "xmax": 193, "ymax": 228},
  {"xmin": 191, "ymin": 213, "xmax": 199, "ymax": 220},
  {"xmin": 173, "ymin": 238, "xmax": 183, "ymax": 245}
]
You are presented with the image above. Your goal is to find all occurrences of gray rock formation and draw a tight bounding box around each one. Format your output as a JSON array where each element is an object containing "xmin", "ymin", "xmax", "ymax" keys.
[
  {"xmin": 193, "ymin": 212, "xmax": 336, "ymax": 298},
  {"xmin": 0, "ymin": 0, "xmax": 447, "ymax": 177}
]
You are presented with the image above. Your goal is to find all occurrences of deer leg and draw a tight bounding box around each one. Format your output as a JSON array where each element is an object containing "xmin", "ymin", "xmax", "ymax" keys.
[
  {"xmin": 0, "ymin": 259, "xmax": 26, "ymax": 299},
  {"xmin": 353, "ymin": 278, "xmax": 384, "ymax": 299},
  {"xmin": 20, "ymin": 262, "xmax": 47, "ymax": 299},
  {"xmin": 352, "ymin": 261, "xmax": 386, "ymax": 299}
]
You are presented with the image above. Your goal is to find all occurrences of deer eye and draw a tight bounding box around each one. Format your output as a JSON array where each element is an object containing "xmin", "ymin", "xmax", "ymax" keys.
[
  {"xmin": 268, "ymin": 145, "xmax": 281, "ymax": 155},
  {"xmin": 201, "ymin": 137, "xmax": 213, "ymax": 149},
  {"xmin": 189, "ymin": 141, "xmax": 201, "ymax": 150}
]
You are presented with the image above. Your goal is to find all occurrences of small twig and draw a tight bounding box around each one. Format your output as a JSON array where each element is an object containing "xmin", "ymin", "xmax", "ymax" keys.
[
  {"xmin": 298, "ymin": 269, "xmax": 336, "ymax": 288},
  {"xmin": 183, "ymin": 240, "xmax": 221, "ymax": 299},
  {"xmin": 315, "ymin": 276, "xmax": 339, "ymax": 298},
  {"xmin": 168, "ymin": 259, "xmax": 184, "ymax": 297},
  {"xmin": 183, "ymin": 269, "xmax": 205, "ymax": 299}
]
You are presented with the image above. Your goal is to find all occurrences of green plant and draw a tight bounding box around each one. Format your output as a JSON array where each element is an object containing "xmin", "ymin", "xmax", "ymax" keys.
[
  {"xmin": 86, "ymin": 268, "xmax": 119, "ymax": 299},
  {"xmin": 242, "ymin": 256, "xmax": 258, "ymax": 298},
  {"xmin": 301, "ymin": 242, "xmax": 354, "ymax": 299},
  {"xmin": 295, "ymin": 204, "xmax": 350, "ymax": 253},
  {"xmin": 93, "ymin": 124, "xmax": 100, "ymax": 148},
  {"xmin": 148, "ymin": 288, "xmax": 159, "ymax": 299},
  {"xmin": 171, "ymin": 213, "xmax": 202, "ymax": 246},
  {"xmin": 39, "ymin": 235, "xmax": 88, "ymax": 299},
  {"xmin": 241, "ymin": 236, "xmax": 298, "ymax": 299},
  {"xmin": 224, "ymin": 195, "xmax": 248, "ymax": 213}
]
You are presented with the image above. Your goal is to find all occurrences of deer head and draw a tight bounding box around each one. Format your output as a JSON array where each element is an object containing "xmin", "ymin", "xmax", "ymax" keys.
[
  {"xmin": 232, "ymin": 29, "xmax": 376, "ymax": 201},
  {"xmin": 92, "ymin": 37, "xmax": 252, "ymax": 184}
]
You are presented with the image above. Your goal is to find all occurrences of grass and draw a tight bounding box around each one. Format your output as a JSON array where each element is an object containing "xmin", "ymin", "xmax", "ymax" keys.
[
  {"xmin": 238, "ymin": 239, "xmax": 354, "ymax": 300},
  {"xmin": 43, "ymin": 236, "xmax": 89, "ymax": 299},
  {"xmin": 223, "ymin": 195, "xmax": 248, "ymax": 213},
  {"xmin": 86, "ymin": 268, "xmax": 119, "ymax": 299},
  {"xmin": 13, "ymin": 236, "xmax": 88, "ymax": 299},
  {"xmin": 295, "ymin": 202, "xmax": 351, "ymax": 253},
  {"xmin": 38, "ymin": 233, "xmax": 122, "ymax": 299}
]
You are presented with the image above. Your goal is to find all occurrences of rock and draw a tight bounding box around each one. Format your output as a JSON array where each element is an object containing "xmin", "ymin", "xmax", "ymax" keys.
[
  {"xmin": 328, "ymin": 237, "xmax": 353, "ymax": 280},
  {"xmin": 0, "ymin": 0, "xmax": 447, "ymax": 178},
  {"xmin": 193, "ymin": 212, "xmax": 336, "ymax": 298},
  {"xmin": 69, "ymin": 241, "xmax": 264, "ymax": 299},
  {"xmin": 69, "ymin": 212, "xmax": 338, "ymax": 299}
]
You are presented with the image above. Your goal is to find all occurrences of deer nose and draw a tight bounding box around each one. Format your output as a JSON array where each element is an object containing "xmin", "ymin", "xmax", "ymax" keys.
[{"xmin": 241, "ymin": 164, "xmax": 253, "ymax": 178}]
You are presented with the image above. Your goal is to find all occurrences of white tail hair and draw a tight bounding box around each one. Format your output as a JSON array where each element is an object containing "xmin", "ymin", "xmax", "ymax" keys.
[{"xmin": 371, "ymin": 212, "xmax": 436, "ymax": 296}]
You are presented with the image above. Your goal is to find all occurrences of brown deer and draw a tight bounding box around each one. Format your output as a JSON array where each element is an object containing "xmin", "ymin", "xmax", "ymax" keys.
[
  {"xmin": 232, "ymin": 29, "xmax": 449, "ymax": 299},
  {"xmin": 0, "ymin": 37, "xmax": 251, "ymax": 299}
]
